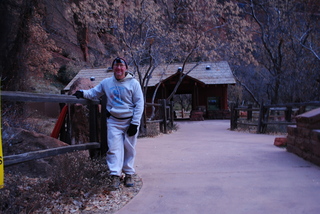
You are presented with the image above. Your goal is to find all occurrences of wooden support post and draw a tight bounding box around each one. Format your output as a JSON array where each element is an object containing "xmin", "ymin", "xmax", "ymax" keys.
[
  {"xmin": 247, "ymin": 104, "xmax": 253, "ymax": 121},
  {"xmin": 162, "ymin": 99, "xmax": 168, "ymax": 134},
  {"xmin": 89, "ymin": 103, "xmax": 97, "ymax": 142},
  {"xmin": 170, "ymin": 101, "xmax": 174, "ymax": 127},
  {"xmin": 230, "ymin": 103, "xmax": 238, "ymax": 130},
  {"xmin": 257, "ymin": 102, "xmax": 264, "ymax": 134},
  {"xmin": 89, "ymin": 102, "xmax": 99, "ymax": 158},
  {"xmin": 285, "ymin": 106, "xmax": 292, "ymax": 122},
  {"xmin": 158, "ymin": 99, "xmax": 163, "ymax": 133},
  {"xmin": 66, "ymin": 105, "xmax": 72, "ymax": 144},
  {"xmin": 100, "ymin": 95, "xmax": 108, "ymax": 156},
  {"xmin": 59, "ymin": 90, "xmax": 67, "ymax": 142},
  {"xmin": 257, "ymin": 103, "xmax": 268, "ymax": 134},
  {"xmin": 230, "ymin": 103, "xmax": 235, "ymax": 130},
  {"xmin": 262, "ymin": 106, "xmax": 269, "ymax": 133}
]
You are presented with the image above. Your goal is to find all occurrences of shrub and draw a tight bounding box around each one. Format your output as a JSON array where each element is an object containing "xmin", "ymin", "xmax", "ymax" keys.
[{"xmin": 57, "ymin": 64, "xmax": 79, "ymax": 84}]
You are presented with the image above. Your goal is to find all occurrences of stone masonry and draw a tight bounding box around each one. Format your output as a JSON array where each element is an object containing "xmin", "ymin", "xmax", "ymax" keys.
[{"xmin": 286, "ymin": 108, "xmax": 320, "ymax": 166}]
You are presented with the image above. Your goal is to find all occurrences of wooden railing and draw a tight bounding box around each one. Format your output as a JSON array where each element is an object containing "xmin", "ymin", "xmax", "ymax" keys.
[
  {"xmin": 1, "ymin": 92, "xmax": 173, "ymax": 166},
  {"xmin": 1, "ymin": 91, "xmax": 105, "ymax": 167},
  {"xmin": 145, "ymin": 99, "xmax": 174, "ymax": 134},
  {"xmin": 230, "ymin": 101, "xmax": 320, "ymax": 133}
]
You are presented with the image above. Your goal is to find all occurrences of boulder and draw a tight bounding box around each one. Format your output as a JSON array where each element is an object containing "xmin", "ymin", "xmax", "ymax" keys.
[
  {"xmin": 67, "ymin": 78, "xmax": 95, "ymax": 145},
  {"xmin": 274, "ymin": 137, "xmax": 287, "ymax": 147},
  {"xmin": 2, "ymin": 124, "xmax": 88, "ymax": 178}
]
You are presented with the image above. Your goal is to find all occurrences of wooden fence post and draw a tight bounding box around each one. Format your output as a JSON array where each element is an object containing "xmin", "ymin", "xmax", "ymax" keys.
[
  {"xmin": 257, "ymin": 103, "xmax": 269, "ymax": 134},
  {"xmin": 170, "ymin": 101, "xmax": 174, "ymax": 127},
  {"xmin": 247, "ymin": 104, "xmax": 252, "ymax": 120},
  {"xmin": 162, "ymin": 99, "xmax": 168, "ymax": 134},
  {"xmin": 158, "ymin": 100, "xmax": 163, "ymax": 133},
  {"xmin": 230, "ymin": 103, "xmax": 234, "ymax": 130},
  {"xmin": 285, "ymin": 106, "xmax": 292, "ymax": 122},
  {"xmin": 100, "ymin": 95, "xmax": 108, "ymax": 156},
  {"xmin": 89, "ymin": 102, "xmax": 99, "ymax": 158},
  {"xmin": 230, "ymin": 103, "xmax": 238, "ymax": 130},
  {"xmin": 66, "ymin": 105, "xmax": 72, "ymax": 144},
  {"xmin": 262, "ymin": 106, "xmax": 269, "ymax": 133},
  {"xmin": 59, "ymin": 90, "xmax": 67, "ymax": 142},
  {"xmin": 257, "ymin": 102, "xmax": 264, "ymax": 134}
]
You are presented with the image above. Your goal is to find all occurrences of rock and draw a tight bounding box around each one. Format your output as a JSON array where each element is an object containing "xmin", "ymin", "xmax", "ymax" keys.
[
  {"xmin": 274, "ymin": 137, "xmax": 287, "ymax": 147},
  {"xmin": 2, "ymin": 124, "xmax": 88, "ymax": 178},
  {"xmin": 67, "ymin": 77, "xmax": 94, "ymax": 96},
  {"xmin": 67, "ymin": 77, "xmax": 96, "ymax": 145}
]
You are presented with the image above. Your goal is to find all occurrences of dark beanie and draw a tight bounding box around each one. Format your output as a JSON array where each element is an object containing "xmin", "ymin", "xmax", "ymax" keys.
[{"xmin": 112, "ymin": 57, "xmax": 128, "ymax": 69}]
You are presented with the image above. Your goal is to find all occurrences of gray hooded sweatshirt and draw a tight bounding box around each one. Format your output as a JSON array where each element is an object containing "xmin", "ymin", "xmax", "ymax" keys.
[{"xmin": 82, "ymin": 73, "xmax": 144, "ymax": 126}]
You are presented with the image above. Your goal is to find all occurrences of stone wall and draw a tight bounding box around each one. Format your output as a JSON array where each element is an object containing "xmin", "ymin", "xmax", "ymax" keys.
[{"xmin": 286, "ymin": 108, "xmax": 320, "ymax": 166}]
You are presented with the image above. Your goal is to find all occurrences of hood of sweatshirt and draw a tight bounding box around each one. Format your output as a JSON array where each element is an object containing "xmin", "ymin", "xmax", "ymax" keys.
[{"xmin": 115, "ymin": 72, "xmax": 134, "ymax": 82}]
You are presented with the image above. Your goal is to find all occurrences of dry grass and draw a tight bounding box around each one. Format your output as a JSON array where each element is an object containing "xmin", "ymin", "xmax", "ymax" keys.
[{"xmin": 0, "ymin": 153, "xmax": 142, "ymax": 213}]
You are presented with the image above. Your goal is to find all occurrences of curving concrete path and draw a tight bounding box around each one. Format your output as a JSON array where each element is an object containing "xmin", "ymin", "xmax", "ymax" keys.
[{"xmin": 116, "ymin": 120, "xmax": 320, "ymax": 214}]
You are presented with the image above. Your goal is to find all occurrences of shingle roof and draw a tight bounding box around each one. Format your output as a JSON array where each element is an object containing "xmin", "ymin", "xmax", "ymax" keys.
[
  {"xmin": 64, "ymin": 68, "xmax": 113, "ymax": 91},
  {"xmin": 64, "ymin": 61, "xmax": 235, "ymax": 91},
  {"xmin": 148, "ymin": 61, "xmax": 236, "ymax": 86}
]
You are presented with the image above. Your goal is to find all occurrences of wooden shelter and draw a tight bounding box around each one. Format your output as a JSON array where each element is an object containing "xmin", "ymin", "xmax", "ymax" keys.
[{"xmin": 64, "ymin": 61, "xmax": 236, "ymax": 119}]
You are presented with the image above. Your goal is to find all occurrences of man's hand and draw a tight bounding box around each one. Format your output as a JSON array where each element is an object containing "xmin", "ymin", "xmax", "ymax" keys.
[
  {"xmin": 73, "ymin": 90, "xmax": 83, "ymax": 99},
  {"xmin": 127, "ymin": 124, "xmax": 138, "ymax": 136}
]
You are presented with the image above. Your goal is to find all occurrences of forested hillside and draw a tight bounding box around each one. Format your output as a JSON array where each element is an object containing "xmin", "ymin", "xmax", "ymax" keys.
[{"xmin": 1, "ymin": 0, "xmax": 319, "ymax": 104}]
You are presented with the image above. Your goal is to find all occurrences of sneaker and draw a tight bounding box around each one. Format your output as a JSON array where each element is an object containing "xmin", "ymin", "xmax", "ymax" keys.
[
  {"xmin": 124, "ymin": 174, "xmax": 134, "ymax": 187},
  {"xmin": 110, "ymin": 175, "xmax": 120, "ymax": 190}
]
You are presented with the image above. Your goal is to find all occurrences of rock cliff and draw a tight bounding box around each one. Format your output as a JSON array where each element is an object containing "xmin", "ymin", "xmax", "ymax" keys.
[{"xmin": 0, "ymin": 0, "xmax": 122, "ymax": 92}]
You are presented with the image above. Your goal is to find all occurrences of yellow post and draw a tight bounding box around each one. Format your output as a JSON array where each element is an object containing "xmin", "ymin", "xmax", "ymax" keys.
[{"xmin": 0, "ymin": 88, "xmax": 4, "ymax": 188}]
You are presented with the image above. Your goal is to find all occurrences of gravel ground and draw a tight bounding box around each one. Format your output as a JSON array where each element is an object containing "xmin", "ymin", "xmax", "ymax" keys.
[{"xmin": 45, "ymin": 174, "xmax": 143, "ymax": 214}]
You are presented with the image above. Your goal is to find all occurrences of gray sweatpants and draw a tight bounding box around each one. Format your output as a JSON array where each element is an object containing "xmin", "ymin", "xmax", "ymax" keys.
[{"xmin": 107, "ymin": 116, "xmax": 138, "ymax": 176}]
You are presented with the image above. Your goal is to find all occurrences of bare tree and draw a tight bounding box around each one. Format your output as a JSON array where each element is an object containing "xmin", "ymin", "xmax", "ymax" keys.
[
  {"xmin": 105, "ymin": 0, "xmax": 256, "ymax": 128},
  {"xmin": 240, "ymin": 0, "xmax": 320, "ymax": 104},
  {"xmin": 297, "ymin": 2, "xmax": 320, "ymax": 62},
  {"xmin": 71, "ymin": 0, "xmax": 256, "ymax": 107},
  {"xmin": 160, "ymin": 0, "xmax": 256, "ymax": 102}
]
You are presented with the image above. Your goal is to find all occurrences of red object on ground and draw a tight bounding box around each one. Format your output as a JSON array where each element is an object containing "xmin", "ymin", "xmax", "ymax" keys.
[
  {"xmin": 274, "ymin": 137, "xmax": 287, "ymax": 147},
  {"xmin": 51, "ymin": 105, "xmax": 68, "ymax": 138}
]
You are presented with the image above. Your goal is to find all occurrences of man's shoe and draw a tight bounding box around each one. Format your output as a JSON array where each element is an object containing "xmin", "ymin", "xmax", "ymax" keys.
[
  {"xmin": 110, "ymin": 175, "xmax": 120, "ymax": 190},
  {"xmin": 124, "ymin": 174, "xmax": 134, "ymax": 187}
]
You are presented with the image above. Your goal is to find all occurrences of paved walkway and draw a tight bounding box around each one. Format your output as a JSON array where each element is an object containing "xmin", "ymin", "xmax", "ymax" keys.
[{"xmin": 117, "ymin": 120, "xmax": 320, "ymax": 214}]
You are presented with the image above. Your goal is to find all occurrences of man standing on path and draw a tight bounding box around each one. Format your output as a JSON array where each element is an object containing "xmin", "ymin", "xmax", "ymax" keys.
[{"xmin": 73, "ymin": 57, "xmax": 144, "ymax": 190}]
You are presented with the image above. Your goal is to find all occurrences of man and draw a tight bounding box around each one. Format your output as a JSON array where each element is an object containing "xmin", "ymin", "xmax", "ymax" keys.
[{"xmin": 73, "ymin": 57, "xmax": 144, "ymax": 189}]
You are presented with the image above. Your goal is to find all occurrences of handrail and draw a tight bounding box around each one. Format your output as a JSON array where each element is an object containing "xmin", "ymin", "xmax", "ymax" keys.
[
  {"xmin": 4, "ymin": 142, "xmax": 100, "ymax": 167},
  {"xmin": 1, "ymin": 91, "xmax": 99, "ymax": 104}
]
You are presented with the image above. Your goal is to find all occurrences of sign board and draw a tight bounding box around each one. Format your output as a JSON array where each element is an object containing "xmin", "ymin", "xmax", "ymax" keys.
[{"xmin": 207, "ymin": 97, "xmax": 220, "ymax": 111}]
